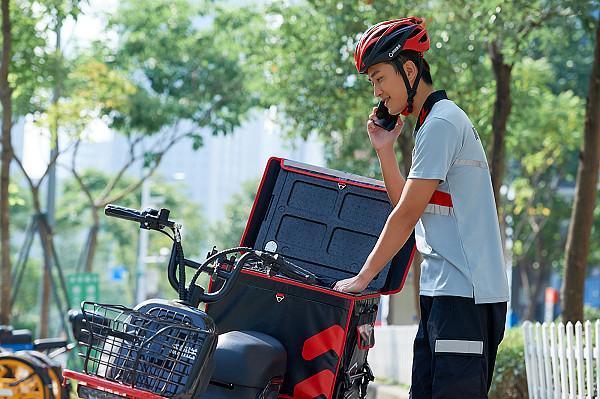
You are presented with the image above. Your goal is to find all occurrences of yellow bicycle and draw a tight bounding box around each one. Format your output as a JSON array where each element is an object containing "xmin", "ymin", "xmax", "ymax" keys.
[
  {"xmin": 0, "ymin": 327, "xmax": 73, "ymax": 399},
  {"xmin": 0, "ymin": 355, "xmax": 52, "ymax": 399}
]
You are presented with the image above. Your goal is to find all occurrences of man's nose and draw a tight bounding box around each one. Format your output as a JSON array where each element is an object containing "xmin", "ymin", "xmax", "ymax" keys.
[{"xmin": 373, "ymin": 84, "xmax": 383, "ymax": 98}]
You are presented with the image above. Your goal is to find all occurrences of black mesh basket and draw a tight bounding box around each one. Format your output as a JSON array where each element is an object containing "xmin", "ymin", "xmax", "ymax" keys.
[{"xmin": 77, "ymin": 302, "xmax": 213, "ymax": 397}]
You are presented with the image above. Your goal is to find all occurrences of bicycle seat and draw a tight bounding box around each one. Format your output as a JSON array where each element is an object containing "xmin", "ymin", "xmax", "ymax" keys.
[
  {"xmin": 33, "ymin": 338, "xmax": 68, "ymax": 351},
  {"xmin": 203, "ymin": 331, "xmax": 286, "ymax": 399}
]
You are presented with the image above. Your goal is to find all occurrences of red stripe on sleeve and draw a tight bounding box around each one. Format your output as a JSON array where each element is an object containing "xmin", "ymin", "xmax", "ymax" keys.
[{"xmin": 429, "ymin": 190, "xmax": 453, "ymax": 207}]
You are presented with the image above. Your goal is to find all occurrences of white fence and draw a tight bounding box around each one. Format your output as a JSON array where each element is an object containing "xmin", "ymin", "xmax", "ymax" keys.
[{"xmin": 523, "ymin": 320, "xmax": 599, "ymax": 399}]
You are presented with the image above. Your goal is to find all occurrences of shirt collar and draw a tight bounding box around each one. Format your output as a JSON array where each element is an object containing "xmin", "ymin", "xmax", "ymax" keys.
[{"xmin": 414, "ymin": 90, "xmax": 448, "ymax": 134}]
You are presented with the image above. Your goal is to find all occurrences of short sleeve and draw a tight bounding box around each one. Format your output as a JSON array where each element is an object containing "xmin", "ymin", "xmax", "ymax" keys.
[{"xmin": 408, "ymin": 117, "xmax": 462, "ymax": 182}]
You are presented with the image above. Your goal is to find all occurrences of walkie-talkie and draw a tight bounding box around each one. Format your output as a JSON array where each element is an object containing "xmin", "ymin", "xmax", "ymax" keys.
[{"xmin": 373, "ymin": 100, "xmax": 399, "ymax": 131}]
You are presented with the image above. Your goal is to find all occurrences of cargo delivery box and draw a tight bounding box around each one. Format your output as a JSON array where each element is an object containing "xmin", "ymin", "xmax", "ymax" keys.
[{"xmin": 207, "ymin": 158, "xmax": 416, "ymax": 399}]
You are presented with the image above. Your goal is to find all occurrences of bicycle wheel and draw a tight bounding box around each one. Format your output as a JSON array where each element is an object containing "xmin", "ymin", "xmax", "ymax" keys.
[
  {"xmin": 20, "ymin": 351, "xmax": 65, "ymax": 399},
  {"xmin": 0, "ymin": 356, "xmax": 50, "ymax": 399}
]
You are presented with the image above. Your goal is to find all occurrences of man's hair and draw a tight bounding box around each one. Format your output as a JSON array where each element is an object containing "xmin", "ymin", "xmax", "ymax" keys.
[{"xmin": 386, "ymin": 50, "xmax": 433, "ymax": 85}]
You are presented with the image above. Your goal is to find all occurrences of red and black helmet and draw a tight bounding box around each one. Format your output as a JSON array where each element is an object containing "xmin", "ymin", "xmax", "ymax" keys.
[
  {"xmin": 354, "ymin": 17, "xmax": 429, "ymax": 74},
  {"xmin": 354, "ymin": 17, "xmax": 430, "ymax": 115}
]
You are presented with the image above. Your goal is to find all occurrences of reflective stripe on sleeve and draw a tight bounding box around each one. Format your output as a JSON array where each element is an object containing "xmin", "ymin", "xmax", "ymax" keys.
[
  {"xmin": 435, "ymin": 339, "xmax": 484, "ymax": 355},
  {"xmin": 454, "ymin": 159, "xmax": 488, "ymax": 169},
  {"xmin": 424, "ymin": 203, "xmax": 453, "ymax": 216}
]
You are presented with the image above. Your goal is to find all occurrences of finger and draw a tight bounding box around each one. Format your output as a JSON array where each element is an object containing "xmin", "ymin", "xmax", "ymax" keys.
[
  {"xmin": 367, "ymin": 120, "xmax": 379, "ymax": 134},
  {"xmin": 392, "ymin": 118, "xmax": 404, "ymax": 134}
]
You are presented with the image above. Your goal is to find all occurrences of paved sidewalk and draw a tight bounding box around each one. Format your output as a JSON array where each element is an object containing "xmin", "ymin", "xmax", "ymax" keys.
[{"xmin": 367, "ymin": 382, "xmax": 410, "ymax": 399}]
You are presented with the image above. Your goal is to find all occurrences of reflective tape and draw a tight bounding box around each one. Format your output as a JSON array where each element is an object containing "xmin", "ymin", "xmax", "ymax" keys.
[
  {"xmin": 454, "ymin": 159, "xmax": 488, "ymax": 169},
  {"xmin": 435, "ymin": 339, "xmax": 484, "ymax": 355},
  {"xmin": 424, "ymin": 203, "xmax": 453, "ymax": 216}
]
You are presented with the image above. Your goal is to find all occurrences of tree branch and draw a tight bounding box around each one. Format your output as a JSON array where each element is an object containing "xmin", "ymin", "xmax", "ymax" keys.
[
  {"xmin": 102, "ymin": 126, "xmax": 189, "ymax": 205},
  {"xmin": 35, "ymin": 139, "xmax": 76, "ymax": 188},
  {"xmin": 97, "ymin": 133, "xmax": 145, "ymax": 201},
  {"xmin": 10, "ymin": 152, "xmax": 35, "ymax": 193},
  {"xmin": 513, "ymin": 6, "xmax": 568, "ymax": 58},
  {"xmin": 68, "ymin": 138, "xmax": 96, "ymax": 208}
]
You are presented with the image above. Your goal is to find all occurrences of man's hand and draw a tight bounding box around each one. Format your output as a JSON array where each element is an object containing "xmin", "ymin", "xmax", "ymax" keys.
[
  {"xmin": 333, "ymin": 273, "xmax": 371, "ymax": 293},
  {"xmin": 367, "ymin": 107, "xmax": 404, "ymax": 152}
]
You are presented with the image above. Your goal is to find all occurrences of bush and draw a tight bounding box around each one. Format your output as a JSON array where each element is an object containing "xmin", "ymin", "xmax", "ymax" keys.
[
  {"xmin": 489, "ymin": 327, "xmax": 528, "ymax": 399},
  {"xmin": 583, "ymin": 305, "xmax": 600, "ymax": 322}
]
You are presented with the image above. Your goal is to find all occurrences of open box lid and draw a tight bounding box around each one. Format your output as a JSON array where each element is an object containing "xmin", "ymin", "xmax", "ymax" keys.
[{"xmin": 240, "ymin": 158, "xmax": 416, "ymax": 294}]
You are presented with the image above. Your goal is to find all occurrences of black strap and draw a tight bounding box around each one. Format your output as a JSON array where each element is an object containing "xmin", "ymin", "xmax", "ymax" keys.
[
  {"xmin": 394, "ymin": 57, "xmax": 425, "ymax": 114},
  {"xmin": 414, "ymin": 90, "xmax": 448, "ymax": 133},
  {"xmin": 359, "ymin": 362, "xmax": 375, "ymax": 398}
]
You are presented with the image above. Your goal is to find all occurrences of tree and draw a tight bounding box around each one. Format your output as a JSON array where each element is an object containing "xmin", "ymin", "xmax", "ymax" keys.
[
  {"xmin": 0, "ymin": 0, "xmax": 13, "ymax": 326},
  {"xmin": 3, "ymin": 0, "xmax": 259, "ymax": 332},
  {"xmin": 6, "ymin": 0, "xmax": 84, "ymax": 337},
  {"xmin": 505, "ymin": 58, "xmax": 584, "ymax": 320},
  {"xmin": 53, "ymin": 0, "xmax": 260, "ymax": 273},
  {"xmin": 446, "ymin": 0, "xmax": 571, "ymax": 211},
  {"xmin": 0, "ymin": 0, "xmax": 58, "ymax": 325},
  {"xmin": 562, "ymin": 16, "xmax": 600, "ymax": 323}
]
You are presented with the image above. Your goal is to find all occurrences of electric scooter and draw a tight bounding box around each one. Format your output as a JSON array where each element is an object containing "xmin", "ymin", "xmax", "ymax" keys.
[{"xmin": 63, "ymin": 204, "xmax": 318, "ymax": 399}]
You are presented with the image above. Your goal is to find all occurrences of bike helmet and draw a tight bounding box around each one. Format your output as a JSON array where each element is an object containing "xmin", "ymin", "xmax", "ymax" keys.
[{"xmin": 354, "ymin": 17, "xmax": 430, "ymax": 115}]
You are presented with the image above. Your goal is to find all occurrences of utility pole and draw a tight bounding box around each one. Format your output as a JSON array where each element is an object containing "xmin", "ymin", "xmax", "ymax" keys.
[
  {"xmin": 39, "ymin": 18, "xmax": 61, "ymax": 338},
  {"xmin": 135, "ymin": 176, "xmax": 150, "ymax": 304}
]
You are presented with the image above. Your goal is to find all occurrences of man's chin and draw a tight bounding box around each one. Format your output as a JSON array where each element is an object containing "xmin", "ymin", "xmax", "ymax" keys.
[{"xmin": 387, "ymin": 104, "xmax": 403, "ymax": 115}]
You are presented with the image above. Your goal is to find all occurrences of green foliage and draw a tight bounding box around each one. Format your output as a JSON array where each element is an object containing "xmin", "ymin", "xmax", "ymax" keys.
[
  {"xmin": 10, "ymin": 258, "xmax": 43, "ymax": 331},
  {"xmin": 38, "ymin": 56, "xmax": 137, "ymax": 138},
  {"xmin": 9, "ymin": 1, "xmax": 50, "ymax": 117},
  {"xmin": 212, "ymin": 1, "xmax": 425, "ymax": 175},
  {"xmin": 7, "ymin": 180, "xmax": 31, "ymax": 232},
  {"xmin": 489, "ymin": 327, "xmax": 528, "ymax": 399},
  {"xmin": 106, "ymin": 0, "xmax": 258, "ymax": 138},
  {"xmin": 583, "ymin": 305, "xmax": 600, "ymax": 321},
  {"xmin": 505, "ymin": 57, "xmax": 584, "ymax": 272}
]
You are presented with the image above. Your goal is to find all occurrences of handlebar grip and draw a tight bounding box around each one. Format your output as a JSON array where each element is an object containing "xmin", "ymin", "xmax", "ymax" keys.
[{"xmin": 104, "ymin": 204, "xmax": 144, "ymax": 223}]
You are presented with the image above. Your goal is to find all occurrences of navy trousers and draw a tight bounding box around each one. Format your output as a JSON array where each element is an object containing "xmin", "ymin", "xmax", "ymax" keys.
[{"xmin": 409, "ymin": 296, "xmax": 507, "ymax": 399}]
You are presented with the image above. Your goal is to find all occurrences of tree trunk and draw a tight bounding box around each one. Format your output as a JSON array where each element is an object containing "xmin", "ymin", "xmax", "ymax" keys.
[
  {"xmin": 84, "ymin": 209, "xmax": 100, "ymax": 272},
  {"xmin": 524, "ymin": 239, "xmax": 552, "ymax": 322},
  {"xmin": 489, "ymin": 41, "xmax": 513, "ymax": 211},
  {"xmin": 0, "ymin": 0, "xmax": 12, "ymax": 325},
  {"xmin": 561, "ymin": 20, "xmax": 600, "ymax": 323},
  {"xmin": 37, "ymin": 214, "xmax": 54, "ymax": 338}
]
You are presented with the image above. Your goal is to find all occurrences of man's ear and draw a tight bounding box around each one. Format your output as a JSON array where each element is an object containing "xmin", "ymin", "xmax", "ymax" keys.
[{"xmin": 403, "ymin": 60, "xmax": 419, "ymax": 86}]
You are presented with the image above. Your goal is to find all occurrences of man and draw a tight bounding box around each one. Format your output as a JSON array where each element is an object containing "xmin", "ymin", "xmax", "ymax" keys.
[{"xmin": 333, "ymin": 17, "xmax": 510, "ymax": 398}]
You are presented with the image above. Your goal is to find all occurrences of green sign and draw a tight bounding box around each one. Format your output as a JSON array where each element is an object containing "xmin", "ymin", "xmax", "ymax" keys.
[{"xmin": 66, "ymin": 273, "xmax": 99, "ymax": 308}]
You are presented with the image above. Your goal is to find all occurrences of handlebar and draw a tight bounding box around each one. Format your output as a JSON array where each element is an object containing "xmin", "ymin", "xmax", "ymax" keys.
[
  {"xmin": 104, "ymin": 204, "xmax": 144, "ymax": 223},
  {"xmin": 104, "ymin": 204, "xmax": 175, "ymax": 230}
]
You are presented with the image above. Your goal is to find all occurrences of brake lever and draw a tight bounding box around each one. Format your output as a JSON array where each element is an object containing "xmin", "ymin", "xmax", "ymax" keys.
[{"xmin": 140, "ymin": 207, "xmax": 175, "ymax": 230}]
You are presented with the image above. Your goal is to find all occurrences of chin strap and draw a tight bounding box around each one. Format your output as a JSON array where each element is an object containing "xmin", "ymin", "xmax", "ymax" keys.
[{"xmin": 395, "ymin": 56, "xmax": 424, "ymax": 115}]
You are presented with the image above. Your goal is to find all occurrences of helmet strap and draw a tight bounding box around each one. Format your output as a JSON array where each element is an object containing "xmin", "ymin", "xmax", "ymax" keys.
[{"xmin": 395, "ymin": 56, "xmax": 424, "ymax": 115}]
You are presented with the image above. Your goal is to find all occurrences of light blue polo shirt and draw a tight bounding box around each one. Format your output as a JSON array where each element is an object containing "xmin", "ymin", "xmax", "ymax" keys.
[{"xmin": 407, "ymin": 99, "xmax": 510, "ymax": 304}]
